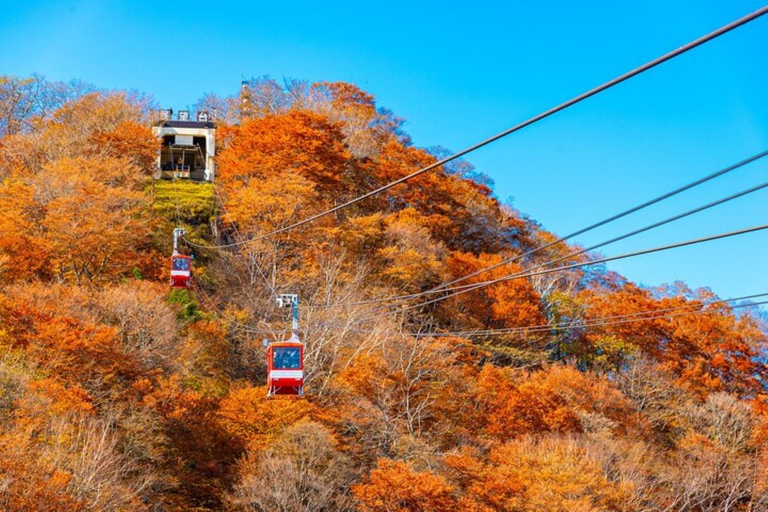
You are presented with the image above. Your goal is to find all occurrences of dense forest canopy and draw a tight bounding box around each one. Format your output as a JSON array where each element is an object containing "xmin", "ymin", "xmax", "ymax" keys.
[{"xmin": 0, "ymin": 74, "xmax": 766, "ymax": 510}]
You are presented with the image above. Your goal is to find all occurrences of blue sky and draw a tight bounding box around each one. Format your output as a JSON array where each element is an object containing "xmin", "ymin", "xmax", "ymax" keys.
[{"xmin": 1, "ymin": 1, "xmax": 766, "ymax": 301}]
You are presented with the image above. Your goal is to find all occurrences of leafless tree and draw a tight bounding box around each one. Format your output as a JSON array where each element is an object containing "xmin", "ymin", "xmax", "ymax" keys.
[
  {"xmin": 227, "ymin": 420, "xmax": 355, "ymax": 511},
  {"xmin": 0, "ymin": 74, "xmax": 91, "ymax": 137}
]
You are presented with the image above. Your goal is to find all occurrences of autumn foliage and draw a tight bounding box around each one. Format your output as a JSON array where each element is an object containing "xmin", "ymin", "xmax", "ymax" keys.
[{"xmin": 0, "ymin": 74, "xmax": 765, "ymax": 510}]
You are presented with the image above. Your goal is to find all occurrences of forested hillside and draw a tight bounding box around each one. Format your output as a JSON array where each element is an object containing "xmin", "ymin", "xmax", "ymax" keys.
[{"xmin": 0, "ymin": 74, "xmax": 766, "ymax": 511}]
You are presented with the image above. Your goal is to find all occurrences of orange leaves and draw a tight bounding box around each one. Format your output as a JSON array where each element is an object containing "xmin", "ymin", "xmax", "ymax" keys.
[
  {"xmin": 88, "ymin": 120, "xmax": 159, "ymax": 176},
  {"xmin": 0, "ymin": 283, "xmax": 180, "ymax": 402},
  {"xmin": 218, "ymin": 110, "xmax": 348, "ymax": 195},
  {"xmin": 353, "ymin": 459, "xmax": 458, "ymax": 512},
  {"xmin": 444, "ymin": 446, "xmax": 526, "ymax": 511},
  {"xmin": 0, "ymin": 434, "xmax": 86, "ymax": 512},
  {"xmin": 507, "ymin": 380, "xmax": 583, "ymax": 434},
  {"xmin": 314, "ymin": 81, "xmax": 376, "ymax": 113},
  {"xmin": 472, "ymin": 365, "xmax": 642, "ymax": 442},
  {"xmin": 372, "ymin": 141, "xmax": 510, "ymax": 251},
  {"xmin": 0, "ymin": 179, "xmax": 52, "ymax": 281},
  {"xmin": 374, "ymin": 140, "xmax": 443, "ymax": 209},
  {"xmin": 443, "ymin": 251, "xmax": 545, "ymax": 330},
  {"xmin": 42, "ymin": 157, "xmax": 150, "ymax": 283},
  {"xmin": 0, "ymin": 345, "xmax": 150, "ymax": 511},
  {"xmin": 215, "ymin": 110, "xmax": 348, "ymax": 263},
  {"xmin": 310, "ymin": 81, "xmax": 394, "ymax": 159},
  {"xmin": 477, "ymin": 365, "xmax": 581, "ymax": 441},
  {"xmin": 178, "ymin": 319, "xmax": 232, "ymax": 395},
  {"xmin": 321, "ymin": 336, "xmax": 484, "ymax": 462},
  {"xmin": 334, "ymin": 353, "xmax": 390, "ymax": 400},
  {"xmin": 446, "ymin": 438, "xmax": 635, "ymax": 511},
  {"xmin": 140, "ymin": 374, "xmax": 206, "ymax": 420},
  {"xmin": 667, "ymin": 309, "xmax": 763, "ymax": 396},
  {"xmin": 216, "ymin": 385, "xmax": 313, "ymax": 451},
  {"xmin": 582, "ymin": 286, "xmax": 765, "ymax": 396},
  {"xmin": 0, "ymin": 90, "xmax": 156, "ymax": 285},
  {"xmin": 3, "ymin": 75, "xmax": 767, "ymax": 509},
  {"xmin": 0, "ymin": 155, "xmax": 152, "ymax": 284},
  {"xmin": 3, "ymin": 304, "xmax": 133, "ymax": 397},
  {"xmin": 25, "ymin": 379, "xmax": 94, "ymax": 416},
  {"xmin": 41, "ymin": 91, "xmax": 149, "ymax": 158}
]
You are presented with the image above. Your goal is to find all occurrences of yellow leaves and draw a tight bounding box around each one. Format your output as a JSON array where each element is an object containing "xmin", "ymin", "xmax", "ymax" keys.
[
  {"xmin": 329, "ymin": 208, "xmax": 449, "ymax": 294},
  {"xmin": 376, "ymin": 208, "xmax": 447, "ymax": 292},
  {"xmin": 589, "ymin": 334, "xmax": 638, "ymax": 373},
  {"xmin": 223, "ymin": 171, "xmax": 317, "ymax": 235},
  {"xmin": 498, "ymin": 437, "xmax": 634, "ymax": 511},
  {"xmin": 334, "ymin": 212, "xmax": 386, "ymax": 254}
]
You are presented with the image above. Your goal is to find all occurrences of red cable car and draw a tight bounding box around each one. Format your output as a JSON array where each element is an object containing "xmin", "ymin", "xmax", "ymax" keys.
[
  {"xmin": 170, "ymin": 254, "xmax": 192, "ymax": 288},
  {"xmin": 266, "ymin": 334, "xmax": 304, "ymax": 396}
]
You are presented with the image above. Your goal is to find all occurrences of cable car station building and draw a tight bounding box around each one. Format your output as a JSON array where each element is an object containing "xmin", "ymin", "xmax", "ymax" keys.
[{"xmin": 153, "ymin": 109, "xmax": 216, "ymax": 182}]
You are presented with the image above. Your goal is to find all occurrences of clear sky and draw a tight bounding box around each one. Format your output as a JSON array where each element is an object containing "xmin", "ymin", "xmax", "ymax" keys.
[{"xmin": 1, "ymin": 0, "xmax": 766, "ymax": 301}]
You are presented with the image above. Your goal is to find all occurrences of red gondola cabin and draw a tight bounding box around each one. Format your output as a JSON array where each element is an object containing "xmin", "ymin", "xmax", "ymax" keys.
[
  {"xmin": 170, "ymin": 254, "xmax": 191, "ymax": 288},
  {"xmin": 266, "ymin": 336, "xmax": 304, "ymax": 396}
]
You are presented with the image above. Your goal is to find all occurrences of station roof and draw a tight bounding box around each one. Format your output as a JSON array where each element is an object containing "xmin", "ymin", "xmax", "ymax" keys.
[{"xmin": 157, "ymin": 120, "xmax": 215, "ymax": 129}]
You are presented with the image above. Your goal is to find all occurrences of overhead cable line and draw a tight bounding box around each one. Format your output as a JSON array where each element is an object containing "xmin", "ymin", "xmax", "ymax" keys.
[
  {"xmin": 183, "ymin": 6, "xmax": 768, "ymax": 251},
  {"xmin": 324, "ymin": 294, "xmax": 768, "ymax": 338},
  {"xmin": 171, "ymin": 178, "xmax": 183, "ymax": 227},
  {"xmin": 212, "ymin": 184, "xmax": 279, "ymax": 300},
  {"xmin": 379, "ymin": 177, "xmax": 768, "ymax": 304},
  {"xmin": 409, "ymin": 292, "xmax": 768, "ymax": 337},
  {"xmin": 308, "ymin": 164, "xmax": 768, "ymax": 311},
  {"xmin": 193, "ymin": 285, "xmax": 278, "ymax": 336},
  {"xmin": 356, "ymin": 223, "xmax": 768, "ymax": 323},
  {"xmin": 401, "ymin": 153, "xmax": 768, "ymax": 297},
  {"xmin": 167, "ymin": 179, "xmax": 274, "ymax": 333},
  {"xmin": 411, "ymin": 298, "xmax": 768, "ymax": 338}
]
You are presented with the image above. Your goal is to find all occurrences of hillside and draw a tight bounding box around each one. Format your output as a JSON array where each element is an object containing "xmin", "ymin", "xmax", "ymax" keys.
[{"xmin": 0, "ymin": 74, "xmax": 766, "ymax": 511}]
